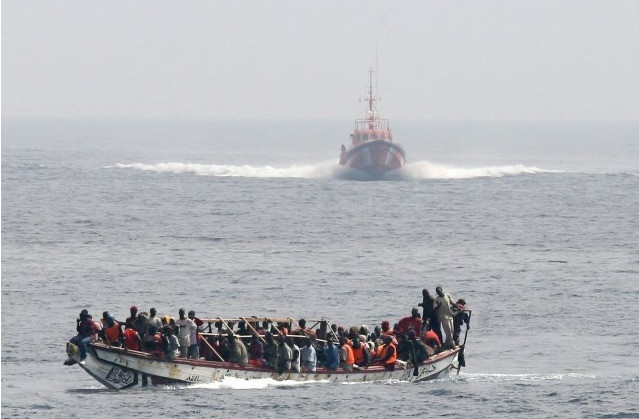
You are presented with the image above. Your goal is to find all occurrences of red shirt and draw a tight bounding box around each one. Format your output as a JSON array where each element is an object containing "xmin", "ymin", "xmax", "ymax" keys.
[
  {"xmin": 397, "ymin": 316, "xmax": 422, "ymax": 335},
  {"xmin": 421, "ymin": 330, "xmax": 442, "ymax": 347}
]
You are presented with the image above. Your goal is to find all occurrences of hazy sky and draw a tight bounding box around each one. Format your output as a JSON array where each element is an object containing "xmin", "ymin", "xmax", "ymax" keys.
[{"xmin": 2, "ymin": 1, "xmax": 639, "ymax": 121}]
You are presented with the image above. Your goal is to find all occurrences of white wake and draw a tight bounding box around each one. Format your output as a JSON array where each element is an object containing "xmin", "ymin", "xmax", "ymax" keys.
[
  {"xmin": 108, "ymin": 161, "xmax": 563, "ymax": 180},
  {"xmin": 184, "ymin": 376, "xmax": 327, "ymax": 390},
  {"xmin": 108, "ymin": 162, "xmax": 337, "ymax": 178},
  {"xmin": 403, "ymin": 162, "xmax": 564, "ymax": 179}
]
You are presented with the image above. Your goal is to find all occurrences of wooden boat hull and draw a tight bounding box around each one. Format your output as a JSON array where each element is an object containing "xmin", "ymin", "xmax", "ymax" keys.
[
  {"xmin": 66, "ymin": 341, "xmax": 460, "ymax": 389},
  {"xmin": 340, "ymin": 140, "xmax": 406, "ymax": 178}
]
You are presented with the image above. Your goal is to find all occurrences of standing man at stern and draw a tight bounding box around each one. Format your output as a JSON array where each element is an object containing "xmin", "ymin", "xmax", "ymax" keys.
[{"xmin": 434, "ymin": 286, "xmax": 458, "ymax": 348}]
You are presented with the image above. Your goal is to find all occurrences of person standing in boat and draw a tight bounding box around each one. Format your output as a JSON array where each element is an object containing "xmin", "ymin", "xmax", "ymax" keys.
[
  {"xmin": 187, "ymin": 310, "xmax": 204, "ymax": 359},
  {"xmin": 125, "ymin": 306, "xmax": 138, "ymax": 331},
  {"xmin": 452, "ymin": 299, "xmax": 470, "ymax": 346},
  {"xmin": 419, "ymin": 289, "xmax": 442, "ymax": 343},
  {"xmin": 433, "ymin": 286, "xmax": 458, "ymax": 348},
  {"xmin": 294, "ymin": 319, "xmax": 316, "ymax": 338},
  {"xmin": 136, "ymin": 312, "xmax": 151, "ymax": 347},
  {"xmin": 175, "ymin": 308, "xmax": 196, "ymax": 358},
  {"xmin": 148, "ymin": 308, "xmax": 163, "ymax": 331}
]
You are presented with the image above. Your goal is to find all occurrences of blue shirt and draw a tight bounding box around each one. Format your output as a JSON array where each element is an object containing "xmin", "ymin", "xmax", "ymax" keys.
[{"xmin": 322, "ymin": 346, "xmax": 339, "ymax": 370}]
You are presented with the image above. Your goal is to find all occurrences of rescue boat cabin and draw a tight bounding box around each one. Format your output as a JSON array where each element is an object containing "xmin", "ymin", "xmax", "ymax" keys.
[{"xmin": 350, "ymin": 70, "xmax": 393, "ymax": 147}]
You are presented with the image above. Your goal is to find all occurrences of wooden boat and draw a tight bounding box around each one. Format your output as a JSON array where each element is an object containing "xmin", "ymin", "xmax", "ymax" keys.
[
  {"xmin": 65, "ymin": 316, "xmax": 468, "ymax": 390},
  {"xmin": 338, "ymin": 70, "xmax": 406, "ymax": 179}
]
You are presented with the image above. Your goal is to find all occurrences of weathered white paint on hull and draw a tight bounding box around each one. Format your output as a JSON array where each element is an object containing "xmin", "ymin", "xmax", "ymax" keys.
[{"xmin": 67, "ymin": 342, "xmax": 460, "ymax": 389}]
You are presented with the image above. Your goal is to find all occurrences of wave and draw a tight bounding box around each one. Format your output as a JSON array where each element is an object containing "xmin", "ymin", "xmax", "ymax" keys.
[
  {"xmin": 107, "ymin": 161, "xmax": 563, "ymax": 180},
  {"xmin": 403, "ymin": 162, "xmax": 564, "ymax": 179},
  {"xmin": 460, "ymin": 372, "xmax": 597, "ymax": 382}
]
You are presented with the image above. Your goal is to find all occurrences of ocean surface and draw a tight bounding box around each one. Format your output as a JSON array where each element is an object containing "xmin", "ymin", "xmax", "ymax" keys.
[{"xmin": 2, "ymin": 118, "xmax": 638, "ymax": 418}]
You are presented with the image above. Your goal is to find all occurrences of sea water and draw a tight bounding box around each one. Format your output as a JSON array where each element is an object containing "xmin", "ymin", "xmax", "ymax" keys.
[{"xmin": 2, "ymin": 118, "xmax": 638, "ymax": 418}]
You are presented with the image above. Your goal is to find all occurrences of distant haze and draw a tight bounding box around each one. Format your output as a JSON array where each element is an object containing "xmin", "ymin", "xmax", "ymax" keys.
[{"xmin": 2, "ymin": 1, "xmax": 639, "ymax": 121}]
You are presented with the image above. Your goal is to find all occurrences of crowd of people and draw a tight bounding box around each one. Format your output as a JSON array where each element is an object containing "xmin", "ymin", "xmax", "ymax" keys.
[{"xmin": 66, "ymin": 287, "xmax": 470, "ymax": 373}]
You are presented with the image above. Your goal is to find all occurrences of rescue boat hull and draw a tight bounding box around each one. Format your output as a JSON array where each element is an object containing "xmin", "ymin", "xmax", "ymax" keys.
[
  {"xmin": 340, "ymin": 140, "xmax": 406, "ymax": 178},
  {"xmin": 66, "ymin": 341, "xmax": 460, "ymax": 389}
]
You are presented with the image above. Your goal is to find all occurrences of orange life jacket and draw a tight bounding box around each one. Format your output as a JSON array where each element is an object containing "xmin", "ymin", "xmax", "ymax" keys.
[
  {"xmin": 342, "ymin": 344, "xmax": 354, "ymax": 365},
  {"xmin": 104, "ymin": 322, "xmax": 120, "ymax": 344},
  {"xmin": 383, "ymin": 343, "xmax": 397, "ymax": 365},
  {"xmin": 123, "ymin": 329, "xmax": 140, "ymax": 351},
  {"xmin": 350, "ymin": 344, "xmax": 366, "ymax": 364},
  {"xmin": 150, "ymin": 333, "xmax": 164, "ymax": 356}
]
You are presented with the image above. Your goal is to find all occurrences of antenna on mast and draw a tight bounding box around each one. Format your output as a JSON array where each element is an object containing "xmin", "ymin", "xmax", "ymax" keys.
[{"xmin": 375, "ymin": 40, "xmax": 378, "ymax": 95}]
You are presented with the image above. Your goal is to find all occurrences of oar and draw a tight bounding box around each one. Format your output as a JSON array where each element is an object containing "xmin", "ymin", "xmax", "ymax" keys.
[
  {"xmin": 201, "ymin": 335, "xmax": 225, "ymax": 362},
  {"xmin": 241, "ymin": 317, "xmax": 267, "ymax": 344},
  {"xmin": 456, "ymin": 310, "xmax": 472, "ymax": 376},
  {"xmin": 411, "ymin": 341, "xmax": 419, "ymax": 377},
  {"xmin": 323, "ymin": 318, "xmax": 340, "ymax": 342}
]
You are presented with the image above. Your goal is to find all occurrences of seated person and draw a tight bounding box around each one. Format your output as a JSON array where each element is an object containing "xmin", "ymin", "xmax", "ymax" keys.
[
  {"xmin": 320, "ymin": 339, "xmax": 339, "ymax": 370},
  {"xmin": 300, "ymin": 338, "xmax": 317, "ymax": 372},
  {"xmin": 421, "ymin": 320, "xmax": 442, "ymax": 354}
]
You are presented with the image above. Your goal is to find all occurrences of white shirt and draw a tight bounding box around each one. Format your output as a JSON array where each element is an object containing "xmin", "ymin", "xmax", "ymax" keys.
[{"xmin": 176, "ymin": 317, "xmax": 196, "ymax": 347}]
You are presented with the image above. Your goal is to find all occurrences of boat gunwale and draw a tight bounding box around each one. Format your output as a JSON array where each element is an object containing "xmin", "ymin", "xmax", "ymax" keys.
[{"xmin": 89, "ymin": 342, "xmax": 460, "ymax": 376}]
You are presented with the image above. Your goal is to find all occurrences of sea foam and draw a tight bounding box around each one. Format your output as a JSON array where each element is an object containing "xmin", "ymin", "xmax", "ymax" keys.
[
  {"xmin": 108, "ymin": 161, "xmax": 563, "ymax": 180},
  {"xmin": 181, "ymin": 376, "xmax": 327, "ymax": 390}
]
